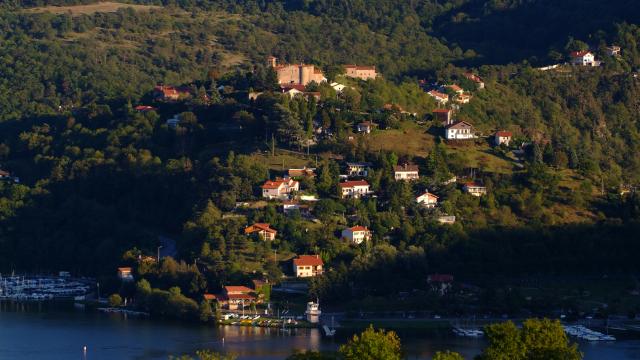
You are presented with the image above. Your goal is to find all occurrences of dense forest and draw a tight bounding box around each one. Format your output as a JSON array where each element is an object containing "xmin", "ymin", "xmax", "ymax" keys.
[{"xmin": 1, "ymin": 0, "xmax": 640, "ymax": 316}]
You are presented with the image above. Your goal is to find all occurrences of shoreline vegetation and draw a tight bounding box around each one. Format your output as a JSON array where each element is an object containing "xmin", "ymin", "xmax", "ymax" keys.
[{"xmin": 1, "ymin": 2, "xmax": 640, "ymax": 360}]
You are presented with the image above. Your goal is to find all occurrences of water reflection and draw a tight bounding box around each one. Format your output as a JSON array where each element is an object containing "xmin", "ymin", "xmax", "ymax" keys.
[{"xmin": 0, "ymin": 302, "xmax": 639, "ymax": 360}]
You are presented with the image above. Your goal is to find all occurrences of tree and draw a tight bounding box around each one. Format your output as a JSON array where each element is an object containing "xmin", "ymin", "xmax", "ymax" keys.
[
  {"xmin": 108, "ymin": 293, "xmax": 123, "ymax": 307},
  {"xmin": 433, "ymin": 351, "xmax": 464, "ymax": 360},
  {"xmin": 338, "ymin": 325, "xmax": 402, "ymax": 360},
  {"xmin": 199, "ymin": 300, "xmax": 214, "ymax": 322},
  {"xmin": 477, "ymin": 319, "xmax": 582, "ymax": 360}
]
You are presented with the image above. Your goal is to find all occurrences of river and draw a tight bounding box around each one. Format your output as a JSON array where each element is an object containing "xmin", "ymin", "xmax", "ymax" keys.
[{"xmin": 1, "ymin": 302, "xmax": 640, "ymax": 359}]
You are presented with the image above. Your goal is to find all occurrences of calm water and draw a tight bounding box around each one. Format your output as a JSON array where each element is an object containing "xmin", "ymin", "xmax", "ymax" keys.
[{"xmin": 1, "ymin": 303, "xmax": 639, "ymax": 360}]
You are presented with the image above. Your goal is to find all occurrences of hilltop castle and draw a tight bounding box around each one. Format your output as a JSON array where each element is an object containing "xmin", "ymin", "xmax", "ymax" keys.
[{"xmin": 268, "ymin": 56, "xmax": 326, "ymax": 86}]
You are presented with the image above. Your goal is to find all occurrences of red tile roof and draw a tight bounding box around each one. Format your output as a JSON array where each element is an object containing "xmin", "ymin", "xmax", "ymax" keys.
[
  {"xmin": 245, "ymin": 223, "xmax": 277, "ymax": 234},
  {"xmin": 464, "ymin": 73, "xmax": 483, "ymax": 83},
  {"xmin": 570, "ymin": 50, "xmax": 592, "ymax": 57},
  {"xmin": 496, "ymin": 131, "xmax": 512, "ymax": 137},
  {"xmin": 339, "ymin": 180, "xmax": 370, "ymax": 188},
  {"xmin": 428, "ymin": 90, "xmax": 448, "ymax": 99},
  {"xmin": 224, "ymin": 286, "xmax": 253, "ymax": 293},
  {"xmin": 349, "ymin": 226, "xmax": 369, "ymax": 232},
  {"xmin": 134, "ymin": 105, "xmax": 157, "ymax": 112},
  {"xmin": 203, "ymin": 294, "xmax": 217, "ymax": 300},
  {"xmin": 445, "ymin": 121, "xmax": 473, "ymax": 129},
  {"xmin": 281, "ymin": 84, "xmax": 306, "ymax": 92},
  {"xmin": 395, "ymin": 164, "xmax": 419, "ymax": 172},
  {"xmin": 447, "ymin": 84, "xmax": 463, "ymax": 92},
  {"xmin": 293, "ymin": 255, "xmax": 324, "ymax": 267},
  {"xmin": 261, "ymin": 178, "xmax": 297, "ymax": 190}
]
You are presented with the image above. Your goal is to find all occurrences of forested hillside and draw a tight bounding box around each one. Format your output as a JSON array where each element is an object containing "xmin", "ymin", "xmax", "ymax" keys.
[{"xmin": 1, "ymin": 0, "xmax": 640, "ymax": 315}]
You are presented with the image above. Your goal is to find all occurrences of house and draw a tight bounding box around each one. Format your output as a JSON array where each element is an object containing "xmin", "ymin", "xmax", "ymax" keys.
[
  {"xmin": 154, "ymin": 85, "xmax": 191, "ymax": 101},
  {"xmin": 445, "ymin": 121, "xmax": 475, "ymax": 140},
  {"xmin": 356, "ymin": 121, "xmax": 377, "ymax": 134},
  {"xmin": 283, "ymin": 87, "xmax": 304, "ymax": 98},
  {"xmin": 437, "ymin": 215, "xmax": 456, "ymax": 224},
  {"xmin": 428, "ymin": 90, "xmax": 449, "ymax": 104},
  {"xmin": 341, "ymin": 226, "xmax": 372, "ymax": 244},
  {"xmin": 281, "ymin": 200, "xmax": 310, "ymax": 216},
  {"xmin": 344, "ymin": 65, "xmax": 377, "ymax": 80},
  {"xmin": 261, "ymin": 177, "xmax": 300, "ymax": 199},
  {"xmin": 443, "ymin": 84, "xmax": 464, "ymax": 95},
  {"xmin": 494, "ymin": 131, "xmax": 513, "ymax": 146},
  {"xmin": 339, "ymin": 180, "xmax": 372, "ymax": 198},
  {"xmin": 463, "ymin": 182, "xmax": 487, "ymax": 196},
  {"xmin": 416, "ymin": 192, "xmax": 438, "ymax": 208},
  {"xmin": 464, "ymin": 72, "xmax": 485, "ymax": 89},
  {"xmin": 203, "ymin": 293, "xmax": 217, "ymax": 302},
  {"xmin": 222, "ymin": 286, "xmax": 256, "ymax": 310},
  {"xmin": 455, "ymin": 93, "xmax": 472, "ymax": 104},
  {"xmin": 244, "ymin": 223, "xmax": 277, "ymax": 241},
  {"xmin": 293, "ymin": 255, "xmax": 324, "ymax": 277},
  {"xmin": 394, "ymin": 164, "xmax": 419, "ymax": 181},
  {"xmin": 288, "ymin": 167, "xmax": 316, "ymax": 178},
  {"xmin": 346, "ymin": 162, "xmax": 372, "ymax": 177},
  {"xmin": 117, "ymin": 267, "xmax": 134, "ymax": 282},
  {"xmin": 331, "ymin": 82, "xmax": 346, "ymax": 93},
  {"xmin": 0, "ymin": 169, "xmax": 10, "ymax": 179},
  {"xmin": 433, "ymin": 109, "xmax": 453, "ymax": 125},
  {"xmin": 606, "ymin": 45, "xmax": 621, "ymax": 56},
  {"xmin": 268, "ymin": 56, "xmax": 326, "ymax": 86},
  {"xmin": 134, "ymin": 105, "xmax": 156, "ymax": 112},
  {"xmin": 570, "ymin": 51, "xmax": 596, "ymax": 66}
]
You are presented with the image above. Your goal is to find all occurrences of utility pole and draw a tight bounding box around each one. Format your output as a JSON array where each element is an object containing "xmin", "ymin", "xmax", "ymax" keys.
[{"xmin": 157, "ymin": 245, "xmax": 163, "ymax": 263}]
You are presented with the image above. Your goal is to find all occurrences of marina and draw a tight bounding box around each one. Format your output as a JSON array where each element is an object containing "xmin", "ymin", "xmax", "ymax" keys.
[
  {"xmin": 564, "ymin": 324, "xmax": 616, "ymax": 342},
  {"xmin": 0, "ymin": 273, "xmax": 93, "ymax": 301}
]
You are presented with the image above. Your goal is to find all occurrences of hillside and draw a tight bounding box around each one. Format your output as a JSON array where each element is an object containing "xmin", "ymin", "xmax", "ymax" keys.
[{"xmin": 0, "ymin": 0, "xmax": 640, "ymax": 318}]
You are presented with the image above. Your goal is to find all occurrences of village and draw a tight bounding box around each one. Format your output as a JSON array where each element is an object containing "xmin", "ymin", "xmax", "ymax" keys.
[{"xmin": 89, "ymin": 43, "xmax": 636, "ymax": 336}]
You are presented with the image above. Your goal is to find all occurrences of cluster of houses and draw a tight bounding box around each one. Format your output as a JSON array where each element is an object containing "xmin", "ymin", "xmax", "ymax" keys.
[
  {"xmin": 569, "ymin": 46, "xmax": 621, "ymax": 67},
  {"xmin": 431, "ymin": 107, "xmax": 513, "ymax": 146}
]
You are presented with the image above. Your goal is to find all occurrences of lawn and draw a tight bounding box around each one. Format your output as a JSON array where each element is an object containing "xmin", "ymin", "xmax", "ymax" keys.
[{"xmin": 367, "ymin": 121, "xmax": 436, "ymax": 157}]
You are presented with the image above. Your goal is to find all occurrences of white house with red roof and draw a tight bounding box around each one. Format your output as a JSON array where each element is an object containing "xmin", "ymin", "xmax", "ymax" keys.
[
  {"xmin": 293, "ymin": 255, "xmax": 324, "ymax": 277},
  {"xmin": 445, "ymin": 121, "xmax": 475, "ymax": 140},
  {"xmin": 464, "ymin": 72, "xmax": 485, "ymax": 89},
  {"xmin": 244, "ymin": 223, "xmax": 277, "ymax": 241},
  {"xmin": 428, "ymin": 90, "xmax": 449, "ymax": 104},
  {"xmin": 339, "ymin": 180, "xmax": 372, "ymax": 198},
  {"xmin": 341, "ymin": 226, "xmax": 371, "ymax": 244},
  {"xmin": 394, "ymin": 164, "xmax": 419, "ymax": 181},
  {"xmin": 117, "ymin": 267, "xmax": 134, "ymax": 282},
  {"xmin": 261, "ymin": 177, "xmax": 299, "ymax": 199},
  {"xmin": 221, "ymin": 285, "xmax": 256, "ymax": 310},
  {"xmin": 570, "ymin": 50, "xmax": 596, "ymax": 66},
  {"xmin": 494, "ymin": 131, "xmax": 513, "ymax": 146},
  {"xmin": 442, "ymin": 84, "xmax": 464, "ymax": 95},
  {"xmin": 416, "ymin": 192, "xmax": 438, "ymax": 208}
]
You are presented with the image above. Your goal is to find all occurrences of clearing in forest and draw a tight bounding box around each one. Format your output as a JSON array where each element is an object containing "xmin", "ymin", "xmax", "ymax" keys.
[{"xmin": 25, "ymin": 2, "xmax": 161, "ymax": 16}]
